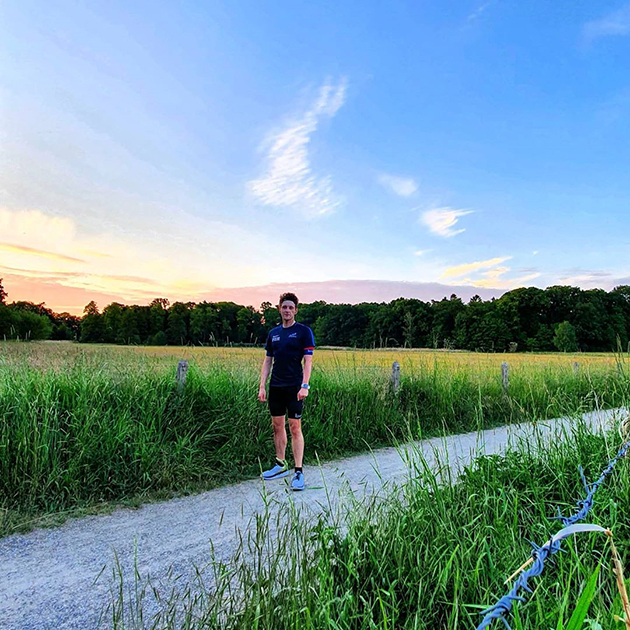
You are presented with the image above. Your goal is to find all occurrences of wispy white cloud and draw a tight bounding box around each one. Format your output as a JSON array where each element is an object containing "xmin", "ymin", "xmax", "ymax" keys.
[
  {"xmin": 420, "ymin": 207, "xmax": 473, "ymax": 237},
  {"xmin": 442, "ymin": 256, "xmax": 511, "ymax": 279},
  {"xmin": 0, "ymin": 242, "xmax": 85, "ymax": 264},
  {"xmin": 414, "ymin": 249, "xmax": 431, "ymax": 256},
  {"xmin": 248, "ymin": 78, "xmax": 347, "ymax": 218},
  {"xmin": 584, "ymin": 4, "xmax": 630, "ymax": 41},
  {"xmin": 472, "ymin": 268, "xmax": 540, "ymax": 289},
  {"xmin": 467, "ymin": 1, "xmax": 493, "ymax": 22},
  {"xmin": 440, "ymin": 254, "xmax": 541, "ymax": 289},
  {"xmin": 378, "ymin": 173, "xmax": 418, "ymax": 197},
  {"xmin": 558, "ymin": 269, "xmax": 613, "ymax": 287}
]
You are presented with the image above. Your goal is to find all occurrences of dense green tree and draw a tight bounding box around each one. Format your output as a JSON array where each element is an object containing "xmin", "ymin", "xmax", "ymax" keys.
[
  {"xmin": 51, "ymin": 312, "xmax": 80, "ymax": 340},
  {"xmin": 135, "ymin": 305, "xmax": 151, "ymax": 342},
  {"xmin": 401, "ymin": 299, "xmax": 432, "ymax": 347},
  {"xmin": 496, "ymin": 287, "xmax": 550, "ymax": 350},
  {"xmin": 11, "ymin": 310, "xmax": 53, "ymax": 340},
  {"xmin": 80, "ymin": 301, "xmax": 104, "ymax": 343},
  {"xmin": 314, "ymin": 303, "xmax": 375, "ymax": 347},
  {"xmin": 190, "ymin": 302, "xmax": 219, "ymax": 344},
  {"xmin": 166, "ymin": 302, "xmax": 189, "ymax": 346},
  {"xmin": 554, "ymin": 320, "xmax": 578, "ymax": 352},
  {"xmin": 601, "ymin": 291, "xmax": 628, "ymax": 351},
  {"xmin": 546, "ymin": 285, "xmax": 581, "ymax": 324},
  {"xmin": 118, "ymin": 306, "xmax": 143, "ymax": 345},
  {"xmin": 610, "ymin": 286, "xmax": 630, "ymax": 350},
  {"xmin": 0, "ymin": 304, "xmax": 15, "ymax": 339},
  {"xmin": 402, "ymin": 311, "xmax": 414, "ymax": 348},
  {"xmin": 102, "ymin": 303, "xmax": 124, "ymax": 344},
  {"xmin": 9, "ymin": 301, "xmax": 49, "ymax": 316},
  {"xmin": 0, "ymin": 280, "xmax": 9, "ymax": 338},
  {"xmin": 0, "ymin": 295, "xmax": 69, "ymax": 341},
  {"xmin": 454, "ymin": 299, "xmax": 511, "ymax": 351},
  {"xmin": 236, "ymin": 306, "xmax": 262, "ymax": 343},
  {"xmin": 7, "ymin": 302, "xmax": 55, "ymax": 340},
  {"xmin": 214, "ymin": 302, "xmax": 241, "ymax": 343},
  {"xmin": 612, "ymin": 285, "xmax": 630, "ymax": 309},
  {"xmin": 5, "ymin": 301, "xmax": 79, "ymax": 341},
  {"xmin": 430, "ymin": 295, "xmax": 465, "ymax": 348},
  {"xmin": 149, "ymin": 330, "xmax": 167, "ymax": 345},
  {"xmin": 362, "ymin": 299, "xmax": 431, "ymax": 349},
  {"xmin": 364, "ymin": 302, "xmax": 402, "ymax": 347},
  {"xmin": 528, "ymin": 324, "xmax": 555, "ymax": 352},
  {"xmin": 260, "ymin": 301, "xmax": 279, "ymax": 330},
  {"xmin": 573, "ymin": 290, "xmax": 610, "ymax": 351},
  {"xmin": 150, "ymin": 297, "xmax": 170, "ymax": 310},
  {"xmin": 149, "ymin": 298, "xmax": 169, "ymax": 337},
  {"xmin": 296, "ymin": 300, "xmax": 329, "ymax": 330}
]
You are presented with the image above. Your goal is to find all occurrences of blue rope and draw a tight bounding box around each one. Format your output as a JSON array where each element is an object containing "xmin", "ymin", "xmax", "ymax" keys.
[
  {"xmin": 476, "ymin": 437, "xmax": 630, "ymax": 630},
  {"xmin": 556, "ymin": 439, "xmax": 630, "ymax": 527}
]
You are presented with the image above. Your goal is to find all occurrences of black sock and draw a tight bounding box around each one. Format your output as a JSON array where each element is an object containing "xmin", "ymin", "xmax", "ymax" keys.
[
  {"xmin": 295, "ymin": 466, "xmax": 303, "ymax": 473},
  {"xmin": 276, "ymin": 458, "xmax": 286, "ymax": 467}
]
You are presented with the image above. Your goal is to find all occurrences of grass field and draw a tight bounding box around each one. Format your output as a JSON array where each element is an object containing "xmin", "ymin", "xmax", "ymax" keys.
[
  {"xmin": 1, "ymin": 341, "xmax": 629, "ymax": 536},
  {"xmin": 109, "ymin": 420, "xmax": 630, "ymax": 630},
  {"xmin": 7, "ymin": 340, "xmax": 622, "ymax": 371}
]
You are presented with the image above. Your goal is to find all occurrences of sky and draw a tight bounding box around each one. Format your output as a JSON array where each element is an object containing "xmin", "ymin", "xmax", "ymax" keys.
[{"xmin": 1, "ymin": 0, "xmax": 629, "ymax": 315}]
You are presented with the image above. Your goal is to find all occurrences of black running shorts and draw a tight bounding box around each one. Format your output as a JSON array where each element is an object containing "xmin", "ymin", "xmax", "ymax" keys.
[{"xmin": 268, "ymin": 385, "xmax": 304, "ymax": 419}]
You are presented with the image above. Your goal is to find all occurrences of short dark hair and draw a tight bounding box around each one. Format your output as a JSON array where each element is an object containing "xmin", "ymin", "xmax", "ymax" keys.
[{"xmin": 278, "ymin": 292, "xmax": 299, "ymax": 307}]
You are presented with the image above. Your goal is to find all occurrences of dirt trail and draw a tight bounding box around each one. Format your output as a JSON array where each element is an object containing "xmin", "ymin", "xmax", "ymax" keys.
[{"xmin": 0, "ymin": 408, "xmax": 623, "ymax": 630}]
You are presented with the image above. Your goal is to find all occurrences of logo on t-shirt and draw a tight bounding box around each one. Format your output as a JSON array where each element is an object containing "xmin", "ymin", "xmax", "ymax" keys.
[
  {"xmin": 272, "ymin": 335, "xmax": 280, "ymax": 342},
  {"xmin": 288, "ymin": 333, "xmax": 297, "ymax": 338}
]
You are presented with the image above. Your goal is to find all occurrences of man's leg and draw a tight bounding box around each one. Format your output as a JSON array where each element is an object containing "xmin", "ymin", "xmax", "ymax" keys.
[
  {"xmin": 272, "ymin": 415, "xmax": 288, "ymax": 461},
  {"xmin": 262, "ymin": 412, "xmax": 290, "ymax": 480},
  {"xmin": 288, "ymin": 417, "xmax": 304, "ymax": 468},
  {"xmin": 262, "ymin": 387, "xmax": 290, "ymax": 480}
]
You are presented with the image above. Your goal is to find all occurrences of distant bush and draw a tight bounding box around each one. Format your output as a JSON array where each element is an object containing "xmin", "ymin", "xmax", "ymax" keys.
[
  {"xmin": 0, "ymin": 305, "xmax": 52, "ymax": 340},
  {"xmin": 554, "ymin": 321, "xmax": 578, "ymax": 353},
  {"xmin": 149, "ymin": 331, "xmax": 168, "ymax": 346}
]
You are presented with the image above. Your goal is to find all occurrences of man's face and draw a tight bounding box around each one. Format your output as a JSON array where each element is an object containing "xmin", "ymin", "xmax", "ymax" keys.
[{"xmin": 279, "ymin": 300, "xmax": 297, "ymax": 321}]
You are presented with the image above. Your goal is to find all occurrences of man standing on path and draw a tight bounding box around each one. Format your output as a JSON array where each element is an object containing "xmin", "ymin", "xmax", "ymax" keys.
[{"xmin": 258, "ymin": 292, "xmax": 315, "ymax": 491}]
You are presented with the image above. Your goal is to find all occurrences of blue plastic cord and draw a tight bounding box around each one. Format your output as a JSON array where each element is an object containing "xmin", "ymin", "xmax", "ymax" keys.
[{"xmin": 476, "ymin": 437, "xmax": 630, "ymax": 630}]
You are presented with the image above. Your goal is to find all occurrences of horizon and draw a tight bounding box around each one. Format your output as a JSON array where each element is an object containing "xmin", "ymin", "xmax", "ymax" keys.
[
  {"xmin": 5, "ymin": 276, "xmax": 630, "ymax": 318},
  {"xmin": 4, "ymin": 276, "xmax": 508, "ymax": 315},
  {"xmin": 2, "ymin": 1, "xmax": 629, "ymax": 314}
]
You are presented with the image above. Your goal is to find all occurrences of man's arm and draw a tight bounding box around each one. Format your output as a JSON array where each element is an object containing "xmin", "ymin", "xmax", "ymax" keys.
[
  {"xmin": 302, "ymin": 354, "xmax": 313, "ymax": 385},
  {"xmin": 258, "ymin": 355, "xmax": 272, "ymax": 402},
  {"xmin": 297, "ymin": 354, "xmax": 313, "ymax": 401}
]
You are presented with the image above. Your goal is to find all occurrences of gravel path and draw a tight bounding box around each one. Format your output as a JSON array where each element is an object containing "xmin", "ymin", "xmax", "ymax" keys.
[{"xmin": 0, "ymin": 408, "xmax": 624, "ymax": 630}]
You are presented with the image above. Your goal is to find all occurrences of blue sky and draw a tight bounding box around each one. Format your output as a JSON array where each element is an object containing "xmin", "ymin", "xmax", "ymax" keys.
[{"xmin": 1, "ymin": 0, "xmax": 629, "ymax": 313}]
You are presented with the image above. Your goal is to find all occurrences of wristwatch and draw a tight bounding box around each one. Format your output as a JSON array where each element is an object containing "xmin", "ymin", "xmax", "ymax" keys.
[{"xmin": 301, "ymin": 383, "xmax": 310, "ymax": 389}]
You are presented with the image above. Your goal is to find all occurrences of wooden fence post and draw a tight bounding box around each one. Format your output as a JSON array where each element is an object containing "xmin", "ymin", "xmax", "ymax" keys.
[
  {"xmin": 573, "ymin": 361, "xmax": 579, "ymax": 376},
  {"xmin": 391, "ymin": 361, "xmax": 400, "ymax": 394},
  {"xmin": 501, "ymin": 361, "xmax": 509, "ymax": 393},
  {"xmin": 176, "ymin": 360, "xmax": 189, "ymax": 391}
]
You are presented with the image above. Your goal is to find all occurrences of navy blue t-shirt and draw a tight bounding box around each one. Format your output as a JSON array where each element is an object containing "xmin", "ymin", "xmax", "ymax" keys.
[{"xmin": 265, "ymin": 322, "xmax": 315, "ymax": 387}]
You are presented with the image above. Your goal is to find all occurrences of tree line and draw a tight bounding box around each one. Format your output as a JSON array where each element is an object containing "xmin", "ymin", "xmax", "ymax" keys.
[
  {"xmin": 298, "ymin": 285, "xmax": 630, "ymax": 352},
  {"xmin": 0, "ymin": 280, "xmax": 80, "ymax": 341},
  {"xmin": 2, "ymin": 278, "xmax": 630, "ymax": 352}
]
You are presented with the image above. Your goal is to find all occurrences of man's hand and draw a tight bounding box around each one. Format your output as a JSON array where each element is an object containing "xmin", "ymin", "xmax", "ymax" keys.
[
  {"xmin": 297, "ymin": 387, "xmax": 309, "ymax": 401},
  {"xmin": 259, "ymin": 356, "xmax": 272, "ymax": 403}
]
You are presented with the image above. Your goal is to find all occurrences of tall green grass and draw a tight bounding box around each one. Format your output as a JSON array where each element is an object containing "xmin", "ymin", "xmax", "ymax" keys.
[
  {"xmin": 108, "ymin": 421, "xmax": 630, "ymax": 630},
  {"xmin": 1, "ymin": 343, "xmax": 629, "ymax": 535}
]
